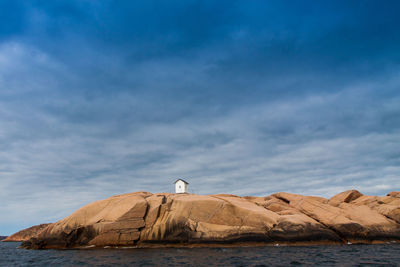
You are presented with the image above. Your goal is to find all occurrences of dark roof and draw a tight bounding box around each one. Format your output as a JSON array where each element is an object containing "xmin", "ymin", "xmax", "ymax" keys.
[{"xmin": 173, "ymin": 179, "xmax": 189, "ymax": 184}]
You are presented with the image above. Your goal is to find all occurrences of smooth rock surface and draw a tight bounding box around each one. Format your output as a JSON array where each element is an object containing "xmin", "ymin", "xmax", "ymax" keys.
[
  {"xmin": 20, "ymin": 190, "xmax": 400, "ymax": 249},
  {"xmin": 2, "ymin": 224, "xmax": 51, "ymax": 242},
  {"xmin": 328, "ymin": 190, "xmax": 363, "ymax": 207}
]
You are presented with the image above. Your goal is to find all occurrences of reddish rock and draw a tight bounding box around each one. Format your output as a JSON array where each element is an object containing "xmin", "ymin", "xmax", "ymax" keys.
[
  {"xmin": 329, "ymin": 190, "xmax": 363, "ymax": 207},
  {"xmin": 352, "ymin": 194, "xmax": 400, "ymax": 224},
  {"xmin": 20, "ymin": 190, "xmax": 400, "ymax": 249},
  {"xmin": 273, "ymin": 192, "xmax": 400, "ymax": 243},
  {"xmin": 2, "ymin": 224, "xmax": 51, "ymax": 242},
  {"xmin": 387, "ymin": 192, "xmax": 400, "ymax": 198}
]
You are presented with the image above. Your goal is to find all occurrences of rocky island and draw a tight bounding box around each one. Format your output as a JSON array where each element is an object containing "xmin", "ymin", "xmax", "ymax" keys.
[{"xmin": 17, "ymin": 190, "xmax": 400, "ymax": 249}]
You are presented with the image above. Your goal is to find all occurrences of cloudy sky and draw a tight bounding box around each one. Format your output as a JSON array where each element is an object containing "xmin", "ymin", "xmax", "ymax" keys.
[{"xmin": 1, "ymin": 0, "xmax": 400, "ymax": 235}]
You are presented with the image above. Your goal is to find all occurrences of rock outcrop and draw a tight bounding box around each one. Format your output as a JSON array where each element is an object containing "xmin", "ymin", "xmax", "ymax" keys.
[
  {"xmin": 21, "ymin": 190, "xmax": 400, "ymax": 249},
  {"xmin": 0, "ymin": 236, "xmax": 7, "ymax": 241},
  {"xmin": 328, "ymin": 190, "xmax": 363, "ymax": 207},
  {"xmin": 2, "ymin": 224, "xmax": 51, "ymax": 242}
]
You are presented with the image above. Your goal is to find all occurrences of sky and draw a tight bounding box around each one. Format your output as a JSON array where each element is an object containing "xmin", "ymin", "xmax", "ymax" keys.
[{"xmin": 0, "ymin": 0, "xmax": 399, "ymax": 235}]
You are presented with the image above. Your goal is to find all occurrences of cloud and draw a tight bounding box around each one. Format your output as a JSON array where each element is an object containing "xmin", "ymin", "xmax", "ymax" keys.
[{"xmin": 0, "ymin": 1, "xmax": 400, "ymax": 235}]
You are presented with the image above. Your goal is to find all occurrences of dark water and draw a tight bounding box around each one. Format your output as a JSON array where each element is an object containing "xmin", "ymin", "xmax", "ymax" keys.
[{"xmin": 1, "ymin": 242, "xmax": 399, "ymax": 267}]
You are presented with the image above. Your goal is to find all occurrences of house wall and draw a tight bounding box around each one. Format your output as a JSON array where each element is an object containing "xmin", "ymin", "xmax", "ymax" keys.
[{"xmin": 175, "ymin": 180, "xmax": 188, "ymax": 193}]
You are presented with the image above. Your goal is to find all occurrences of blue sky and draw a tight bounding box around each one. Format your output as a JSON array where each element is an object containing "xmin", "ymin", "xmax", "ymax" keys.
[{"xmin": 0, "ymin": 0, "xmax": 399, "ymax": 235}]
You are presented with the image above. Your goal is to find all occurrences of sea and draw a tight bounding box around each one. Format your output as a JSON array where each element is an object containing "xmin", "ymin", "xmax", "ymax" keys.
[{"xmin": 1, "ymin": 242, "xmax": 399, "ymax": 266}]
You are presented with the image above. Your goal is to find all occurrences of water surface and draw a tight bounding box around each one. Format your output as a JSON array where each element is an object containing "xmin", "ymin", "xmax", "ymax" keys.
[{"xmin": 1, "ymin": 242, "xmax": 399, "ymax": 266}]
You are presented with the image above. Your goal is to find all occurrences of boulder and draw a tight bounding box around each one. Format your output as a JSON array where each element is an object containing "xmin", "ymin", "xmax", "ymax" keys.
[{"xmin": 328, "ymin": 190, "xmax": 363, "ymax": 207}]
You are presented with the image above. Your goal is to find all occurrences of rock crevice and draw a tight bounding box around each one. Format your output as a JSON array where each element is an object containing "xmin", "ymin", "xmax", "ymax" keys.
[{"xmin": 16, "ymin": 190, "xmax": 400, "ymax": 249}]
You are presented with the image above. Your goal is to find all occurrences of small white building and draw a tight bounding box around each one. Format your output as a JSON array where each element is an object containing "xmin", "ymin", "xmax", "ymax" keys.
[{"xmin": 174, "ymin": 179, "xmax": 189, "ymax": 193}]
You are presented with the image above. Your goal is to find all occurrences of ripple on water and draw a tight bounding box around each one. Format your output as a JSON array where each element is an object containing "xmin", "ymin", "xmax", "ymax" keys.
[{"xmin": 1, "ymin": 243, "xmax": 400, "ymax": 266}]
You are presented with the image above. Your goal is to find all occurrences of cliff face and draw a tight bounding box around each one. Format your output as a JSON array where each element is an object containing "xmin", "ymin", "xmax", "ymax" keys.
[
  {"xmin": 2, "ymin": 224, "xmax": 51, "ymax": 242},
  {"xmin": 21, "ymin": 190, "xmax": 400, "ymax": 249}
]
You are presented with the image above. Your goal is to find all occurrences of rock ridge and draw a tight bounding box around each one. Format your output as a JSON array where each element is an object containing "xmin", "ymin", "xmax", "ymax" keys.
[
  {"xmin": 2, "ymin": 224, "xmax": 51, "ymax": 242},
  {"xmin": 19, "ymin": 190, "xmax": 400, "ymax": 249}
]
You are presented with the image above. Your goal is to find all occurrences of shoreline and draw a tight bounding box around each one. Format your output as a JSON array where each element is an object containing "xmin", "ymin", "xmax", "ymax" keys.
[{"xmin": 19, "ymin": 239, "xmax": 399, "ymax": 250}]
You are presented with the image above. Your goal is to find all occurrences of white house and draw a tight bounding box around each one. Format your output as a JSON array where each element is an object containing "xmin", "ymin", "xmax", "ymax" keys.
[{"xmin": 174, "ymin": 179, "xmax": 189, "ymax": 193}]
